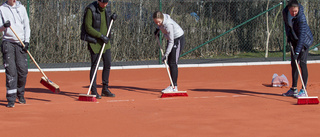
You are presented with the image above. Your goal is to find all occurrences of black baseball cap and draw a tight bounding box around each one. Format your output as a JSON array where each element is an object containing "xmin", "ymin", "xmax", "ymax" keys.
[{"xmin": 98, "ymin": 0, "xmax": 109, "ymax": 3}]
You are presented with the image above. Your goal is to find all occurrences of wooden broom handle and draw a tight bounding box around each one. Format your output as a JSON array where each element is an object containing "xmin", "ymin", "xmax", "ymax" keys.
[{"xmin": 9, "ymin": 26, "xmax": 49, "ymax": 79}]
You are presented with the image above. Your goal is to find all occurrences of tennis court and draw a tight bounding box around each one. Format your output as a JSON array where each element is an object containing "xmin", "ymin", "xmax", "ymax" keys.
[{"xmin": 0, "ymin": 61, "xmax": 319, "ymax": 137}]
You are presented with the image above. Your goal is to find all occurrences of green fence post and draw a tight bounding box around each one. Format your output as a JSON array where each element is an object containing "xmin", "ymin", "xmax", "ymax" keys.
[
  {"xmin": 158, "ymin": 0, "xmax": 162, "ymax": 64},
  {"xmin": 27, "ymin": 0, "xmax": 30, "ymax": 68},
  {"xmin": 283, "ymin": 0, "xmax": 286, "ymax": 61}
]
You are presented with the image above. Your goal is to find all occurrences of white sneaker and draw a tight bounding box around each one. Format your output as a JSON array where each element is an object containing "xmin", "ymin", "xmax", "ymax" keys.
[
  {"xmin": 161, "ymin": 86, "xmax": 178, "ymax": 93},
  {"xmin": 173, "ymin": 86, "xmax": 178, "ymax": 92}
]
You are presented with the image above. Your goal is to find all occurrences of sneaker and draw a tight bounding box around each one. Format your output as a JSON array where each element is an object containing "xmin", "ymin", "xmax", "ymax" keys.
[
  {"xmin": 7, "ymin": 102, "xmax": 15, "ymax": 108},
  {"xmin": 18, "ymin": 96, "xmax": 26, "ymax": 104},
  {"xmin": 282, "ymin": 88, "xmax": 298, "ymax": 97},
  {"xmin": 295, "ymin": 89, "xmax": 307, "ymax": 98},
  {"xmin": 173, "ymin": 86, "xmax": 178, "ymax": 92},
  {"xmin": 161, "ymin": 86, "xmax": 178, "ymax": 93}
]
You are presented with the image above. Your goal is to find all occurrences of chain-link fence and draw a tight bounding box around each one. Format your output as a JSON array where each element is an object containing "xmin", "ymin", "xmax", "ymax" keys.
[{"xmin": 0, "ymin": 0, "xmax": 319, "ymax": 64}]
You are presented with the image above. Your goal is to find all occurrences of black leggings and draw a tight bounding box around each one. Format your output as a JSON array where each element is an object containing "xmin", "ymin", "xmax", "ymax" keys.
[
  {"xmin": 291, "ymin": 46, "xmax": 308, "ymax": 88},
  {"xmin": 167, "ymin": 35, "xmax": 185, "ymax": 86}
]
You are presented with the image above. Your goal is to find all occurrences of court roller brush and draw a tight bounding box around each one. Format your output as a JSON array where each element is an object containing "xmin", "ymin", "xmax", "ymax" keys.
[{"xmin": 9, "ymin": 26, "xmax": 60, "ymax": 93}]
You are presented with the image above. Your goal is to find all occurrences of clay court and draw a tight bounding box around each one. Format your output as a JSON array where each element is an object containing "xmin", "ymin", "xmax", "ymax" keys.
[{"xmin": 0, "ymin": 62, "xmax": 320, "ymax": 137}]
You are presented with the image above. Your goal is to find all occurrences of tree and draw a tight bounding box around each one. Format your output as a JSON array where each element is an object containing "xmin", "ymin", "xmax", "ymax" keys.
[{"xmin": 265, "ymin": 0, "xmax": 282, "ymax": 58}]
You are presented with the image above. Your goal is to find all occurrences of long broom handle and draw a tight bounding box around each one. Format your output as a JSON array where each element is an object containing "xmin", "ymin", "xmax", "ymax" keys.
[
  {"xmin": 156, "ymin": 37, "xmax": 175, "ymax": 89},
  {"xmin": 9, "ymin": 26, "xmax": 49, "ymax": 79},
  {"xmin": 87, "ymin": 20, "xmax": 114, "ymax": 95},
  {"xmin": 290, "ymin": 45, "xmax": 308, "ymax": 97}
]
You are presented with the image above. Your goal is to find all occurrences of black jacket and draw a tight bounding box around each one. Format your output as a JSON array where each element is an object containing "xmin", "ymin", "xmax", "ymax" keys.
[
  {"xmin": 283, "ymin": 4, "xmax": 313, "ymax": 54},
  {"xmin": 81, "ymin": 1, "xmax": 111, "ymax": 43}
]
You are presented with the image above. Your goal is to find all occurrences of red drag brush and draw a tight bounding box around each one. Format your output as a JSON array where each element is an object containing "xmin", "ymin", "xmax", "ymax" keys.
[
  {"xmin": 161, "ymin": 91, "xmax": 188, "ymax": 98},
  {"xmin": 10, "ymin": 26, "xmax": 60, "ymax": 93}
]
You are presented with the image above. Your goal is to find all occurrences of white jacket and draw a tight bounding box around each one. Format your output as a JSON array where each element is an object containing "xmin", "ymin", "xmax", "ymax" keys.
[
  {"xmin": 0, "ymin": 1, "xmax": 30, "ymax": 43},
  {"xmin": 159, "ymin": 14, "xmax": 184, "ymax": 56}
]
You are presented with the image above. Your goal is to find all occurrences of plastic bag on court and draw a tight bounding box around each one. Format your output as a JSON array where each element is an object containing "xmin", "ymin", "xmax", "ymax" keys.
[{"xmin": 271, "ymin": 73, "xmax": 289, "ymax": 87}]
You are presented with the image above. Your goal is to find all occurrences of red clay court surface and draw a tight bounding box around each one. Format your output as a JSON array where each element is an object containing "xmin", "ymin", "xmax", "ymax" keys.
[{"xmin": 0, "ymin": 63, "xmax": 320, "ymax": 137}]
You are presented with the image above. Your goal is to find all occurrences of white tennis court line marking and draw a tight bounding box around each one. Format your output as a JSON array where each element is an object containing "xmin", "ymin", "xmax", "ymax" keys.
[
  {"xmin": 14, "ymin": 60, "xmax": 320, "ymax": 72},
  {"xmin": 214, "ymin": 96, "xmax": 228, "ymax": 98},
  {"xmin": 107, "ymin": 99, "xmax": 135, "ymax": 102},
  {"xmin": 194, "ymin": 97, "xmax": 210, "ymax": 99},
  {"xmin": 23, "ymin": 95, "xmax": 250, "ymax": 106},
  {"xmin": 154, "ymin": 95, "xmax": 250, "ymax": 100}
]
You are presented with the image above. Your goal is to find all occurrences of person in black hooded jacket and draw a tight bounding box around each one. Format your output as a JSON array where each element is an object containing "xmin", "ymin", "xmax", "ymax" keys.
[{"xmin": 282, "ymin": 0, "xmax": 313, "ymax": 98}]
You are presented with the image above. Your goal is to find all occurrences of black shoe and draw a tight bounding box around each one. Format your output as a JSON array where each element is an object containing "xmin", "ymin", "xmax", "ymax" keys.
[
  {"xmin": 101, "ymin": 89, "xmax": 115, "ymax": 97},
  {"xmin": 7, "ymin": 102, "xmax": 15, "ymax": 108},
  {"xmin": 18, "ymin": 96, "xmax": 26, "ymax": 104},
  {"xmin": 91, "ymin": 92, "xmax": 102, "ymax": 99}
]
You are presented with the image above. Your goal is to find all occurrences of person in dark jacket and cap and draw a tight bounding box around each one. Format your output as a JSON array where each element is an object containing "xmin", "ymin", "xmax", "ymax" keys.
[
  {"xmin": 82, "ymin": 0, "xmax": 117, "ymax": 98},
  {"xmin": 282, "ymin": 0, "xmax": 313, "ymax": 98}
]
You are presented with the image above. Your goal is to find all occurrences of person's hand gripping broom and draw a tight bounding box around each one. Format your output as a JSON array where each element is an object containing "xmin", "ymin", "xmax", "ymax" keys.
[{"xmin": 9, "ymin": 25, "xmax": 60, "ymax": 93}]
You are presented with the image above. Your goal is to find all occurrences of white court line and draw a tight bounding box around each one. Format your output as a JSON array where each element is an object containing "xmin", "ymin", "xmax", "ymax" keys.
[
  {"xmin": 154, "ymin": 95, "xmax": 250, "ymax": 100},
  {"xmin": 194, "ymin": 96, "xmax": 210, "ymax": 99},
  {"xmin": 107, "ymin": 99, "xmax": 134, "ymax": 102},
  {"xmin": 1, "ymin": 60, "xmax": 318, "ymax": 72},
  {"xmin": 19, "ymin": 95, "xmax": 252, "ymax": 106},
  {"xmin": 214, "ymin": 96, "xmax": 228, "ymax": 98}
]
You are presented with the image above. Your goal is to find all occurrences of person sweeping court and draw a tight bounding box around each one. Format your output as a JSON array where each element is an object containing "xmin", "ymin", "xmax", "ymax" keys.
[
  {"xmin": 153, "ymin": 11, "xmax": 185, "ymax": 93},
  {"xmin": 81, "ymin": 0, "xmax": 117, "ymax": 98},
  {"xmin": 0, "ymin": 0, "xmax": 30, "ymax": 108},
  {"xmin": 282, "ymin": 0, "xmax": 313, "ymax": 98}
]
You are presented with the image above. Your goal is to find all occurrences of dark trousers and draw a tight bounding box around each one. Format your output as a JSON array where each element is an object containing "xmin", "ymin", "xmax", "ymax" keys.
[
  {"xmin": 167, "ymin": 35, "xmax": 185, "ymax": 86},
  {"xmin": 89, "ymin": 47, "xmax": 111, "ymax": 94},
  {"xmin": 1, "ymin": 41, "xmax": 28, "ymax": 103},
  {"xmin": 291, "ymin": 44, "xmax": 308, "ymax": 88}
]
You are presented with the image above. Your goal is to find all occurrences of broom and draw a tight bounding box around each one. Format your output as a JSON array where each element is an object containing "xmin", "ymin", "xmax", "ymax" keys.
[
  {"xmin": 78, "ymin": 20, "xmax": 114, "ymax": 102},
  {"xmin": 9, "ymin": 26, "xmax": 60, "ymax": 93},
  {"xmin": 291, "ymin": 46, "xmax": 319, "ymax": 105},
  {"xmin": 156, "ymin": 36, "xmax": 188, "ymax": 98}
]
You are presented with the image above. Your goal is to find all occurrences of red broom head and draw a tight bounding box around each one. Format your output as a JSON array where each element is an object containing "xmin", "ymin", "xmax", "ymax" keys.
[
  {"xmin": 161, "ymin": 92, "xmax": 188, "ymax": 98},
  {"xmin": 297, "ymin": 97, "xmax": 319, "ymax": 105},
  {"xmin": 78, "ymin": 95, "xmax": 97, "ymax": 102},
  {"xmin": 40, "ymin": 77, "xmax": 60, "ymax": 93}
]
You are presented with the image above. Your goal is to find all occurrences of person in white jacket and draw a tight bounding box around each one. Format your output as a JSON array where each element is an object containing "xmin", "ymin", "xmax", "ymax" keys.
[
  {"xmin": 153, "ymin": 11, "xmax": 185, "ymax": 92},
  {"xmin": 0, "ymin": 0, "xmax": 31, "ymax": 108}
]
